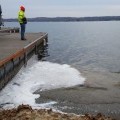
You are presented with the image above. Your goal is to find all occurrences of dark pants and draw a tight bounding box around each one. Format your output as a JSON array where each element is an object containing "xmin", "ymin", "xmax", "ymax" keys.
[{"xmin": 20, "ymin": 23, "xmax": 25, "ymax": 39}]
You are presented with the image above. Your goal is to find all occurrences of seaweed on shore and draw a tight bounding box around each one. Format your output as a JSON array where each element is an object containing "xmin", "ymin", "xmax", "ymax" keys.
[{"xmin": 0, "ymin": 104, "xmax": 115, "ymax": 120}]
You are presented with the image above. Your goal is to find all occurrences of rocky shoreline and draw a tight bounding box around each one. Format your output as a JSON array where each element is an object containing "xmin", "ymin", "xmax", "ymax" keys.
[{"xmin": 0, "ymin": 105, "xmax": 115, "ymax": 120}]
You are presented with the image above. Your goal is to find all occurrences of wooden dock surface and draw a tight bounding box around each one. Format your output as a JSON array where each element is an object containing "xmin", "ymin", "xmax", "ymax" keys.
[
  {"xmin": 0, "ymin": 32, "xmax": 46, "ymax": 61},
  {"xmin": 0, "ymin": 31, "xmax": 48, "ymax": 90}
]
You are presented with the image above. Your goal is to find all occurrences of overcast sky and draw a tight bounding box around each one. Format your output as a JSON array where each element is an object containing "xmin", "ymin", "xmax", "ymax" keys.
[{"xmin": 1, "ymin": 0, "xmax": 120, "ymax": 18}]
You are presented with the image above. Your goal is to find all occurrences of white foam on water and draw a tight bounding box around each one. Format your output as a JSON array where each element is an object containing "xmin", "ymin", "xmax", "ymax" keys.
[{"xmin": 0, "ymin": 61, "xmax": 85, "ymax": 109}]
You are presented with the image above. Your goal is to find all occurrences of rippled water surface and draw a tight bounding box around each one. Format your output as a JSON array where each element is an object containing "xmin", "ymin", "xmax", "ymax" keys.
[
  {"xmin": 5, "ymin": 21, "xmax": 120, "ymax": 93},
  {"xmin": 6, "ymin": 21, "xmax": 120, "ymax": 73}
]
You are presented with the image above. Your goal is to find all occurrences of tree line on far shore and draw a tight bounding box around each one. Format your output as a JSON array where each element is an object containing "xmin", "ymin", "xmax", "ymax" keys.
[{"xmin": 4, "ymin": 16, "xmax": 120, "ymax": 22}]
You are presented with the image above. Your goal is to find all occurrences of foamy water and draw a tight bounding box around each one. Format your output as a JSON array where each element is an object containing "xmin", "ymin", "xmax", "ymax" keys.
[{"xmin": 0, "ymin": 60, "xmax": 85, "ymax": 109}]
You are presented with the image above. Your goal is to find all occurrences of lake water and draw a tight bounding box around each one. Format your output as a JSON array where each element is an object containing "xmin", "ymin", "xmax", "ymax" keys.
[
  {"xmin": 5, "ymin": 21, "xmax": 120, "ymax": 73},
  {"xmin": 1, "ymin": 21, "xmax": 120, "ymax": 118}
]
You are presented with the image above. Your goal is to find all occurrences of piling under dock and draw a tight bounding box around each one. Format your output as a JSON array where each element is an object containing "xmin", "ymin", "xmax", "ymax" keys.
[{"xmin": 0, "ymin": 31, "xmax": 48, "ymax": 90}]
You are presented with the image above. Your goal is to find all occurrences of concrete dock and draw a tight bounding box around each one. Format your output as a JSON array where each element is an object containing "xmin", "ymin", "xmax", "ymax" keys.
[{"xmin": 0, "ymin": 30, "xmax": 48, "ymax": 90}]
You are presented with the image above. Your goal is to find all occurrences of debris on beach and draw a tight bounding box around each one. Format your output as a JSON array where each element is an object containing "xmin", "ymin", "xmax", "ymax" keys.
[{"xmin": 0, "ymin": 104, "xmax": 115, "ymax": 120}]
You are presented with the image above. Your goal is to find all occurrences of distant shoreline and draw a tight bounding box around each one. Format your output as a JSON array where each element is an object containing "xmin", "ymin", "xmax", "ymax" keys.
[{"xmin": 3, "ymin": 16, "xmax": 120, "ymax": 22}]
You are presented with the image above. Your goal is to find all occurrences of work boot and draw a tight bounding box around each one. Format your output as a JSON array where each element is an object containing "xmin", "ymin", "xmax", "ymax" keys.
[{"xmin": 21, "ymin": 38, "xmax": 27, "ymax": 40}]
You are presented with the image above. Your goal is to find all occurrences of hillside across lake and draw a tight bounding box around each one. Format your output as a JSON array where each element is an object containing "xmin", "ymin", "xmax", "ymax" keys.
[{"xmin": 4, "ymin": 16, "xmax": 120, "ymax": 22}]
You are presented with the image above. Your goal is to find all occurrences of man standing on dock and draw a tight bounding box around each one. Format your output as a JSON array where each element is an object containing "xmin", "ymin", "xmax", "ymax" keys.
[{"xmin": 18, "ymin": 6, "xmax": 27, "ymax": 40}]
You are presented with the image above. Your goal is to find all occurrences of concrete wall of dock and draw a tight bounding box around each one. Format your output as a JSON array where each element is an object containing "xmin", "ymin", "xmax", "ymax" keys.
[{"xmin": 0, "ymin": 33, "xmax": 48, "ymax": 90}]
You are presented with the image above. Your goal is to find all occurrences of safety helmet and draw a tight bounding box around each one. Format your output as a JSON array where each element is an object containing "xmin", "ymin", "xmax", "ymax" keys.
[{"xmin": 20, "ymin": 6, "xmax": 25, "ymax": 11}]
